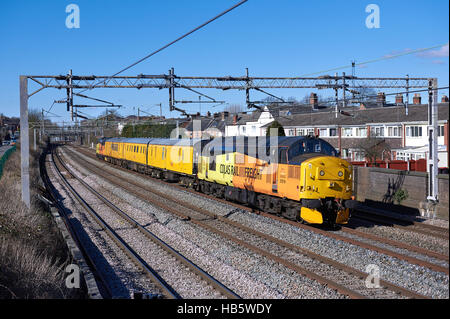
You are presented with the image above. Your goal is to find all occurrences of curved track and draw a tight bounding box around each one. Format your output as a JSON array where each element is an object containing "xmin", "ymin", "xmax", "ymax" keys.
[{"xmin": 51, "ymin": 145, "xmax": 240, "ymax": 299}]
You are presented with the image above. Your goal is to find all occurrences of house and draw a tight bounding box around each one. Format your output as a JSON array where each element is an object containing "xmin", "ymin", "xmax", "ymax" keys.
[
  {"xmin": 273, "ymin": 97, "xmax": 448, "ymax": 168},
  {"xmin": 182, "ymin": 111, "xmax": 235, "ymax": 138},
  {"xmin": 225, "ymin": 107, "xmax": 275, "ymax": 136}
]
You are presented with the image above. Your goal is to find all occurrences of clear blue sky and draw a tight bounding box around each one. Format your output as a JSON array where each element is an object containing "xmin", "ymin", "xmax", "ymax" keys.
[{"xmin": 0, "ymin": 0, "xmax": 448, "ymax": 123}]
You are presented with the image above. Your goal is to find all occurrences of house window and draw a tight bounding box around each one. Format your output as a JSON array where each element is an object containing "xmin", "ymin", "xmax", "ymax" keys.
[
  {"xmin": 296, "ymin": 128, "xmax": 305, "ymax": 136},
  {"xmin": 343, "ymin": 128, "xmax": 353, "ymax": 137},
  {"xmin": 307, "ymin": 128, "xmax": 314, "ymax": 136},
  {"xmin": 353, "ymin": 151, "xmax": 365, "ymax": 161},
  {"xmin": 355, "ymin": 127, "xmax": 367, "ymax": 137},
  {"xmin": 319, "ymin": 128, "xmax": 328, "ymax": 137},
  {"xmin": 329, "ymin": 128, "xmax": 337, "ymax": 136},
  {"xmin": 438, "ymin": 125, "xmax": 445, "ymax": 137},
  {"xmin": 387, "ymin": 126, "xmax": 401, "ymax": 137},
  {"xmin": 341, "ymin": 149, "xmax": 349, "ymax": 158},
  {"xmin": 407, "ymin": 126, "xmax": 422, "ymax": 137},
  {"xmin": 371, "ymin": 126, "xmax": 384, "ymax": 137}
]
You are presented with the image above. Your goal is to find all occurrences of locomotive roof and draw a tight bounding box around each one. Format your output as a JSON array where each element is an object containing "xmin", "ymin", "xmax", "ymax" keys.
[{"xmin": 202, "ymin": 136, "xmax": 320, "ymax": 150}]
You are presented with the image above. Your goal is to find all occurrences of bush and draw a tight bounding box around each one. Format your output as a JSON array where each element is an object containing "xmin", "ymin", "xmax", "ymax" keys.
[{"xmin": 393, "ymin": 188, "xmax": 409, "ymax": 205}]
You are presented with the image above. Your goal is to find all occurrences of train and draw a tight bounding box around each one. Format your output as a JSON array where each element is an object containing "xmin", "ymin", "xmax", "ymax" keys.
[{"xmin": 96, "ymin": 136, "xmax": 358, "ymax": 226}]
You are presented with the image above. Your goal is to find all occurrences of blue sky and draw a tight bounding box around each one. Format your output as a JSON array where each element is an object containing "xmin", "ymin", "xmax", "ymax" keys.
[{"xmin": 0, "ymin": 0, "xmax": 448, "ymax": 123}]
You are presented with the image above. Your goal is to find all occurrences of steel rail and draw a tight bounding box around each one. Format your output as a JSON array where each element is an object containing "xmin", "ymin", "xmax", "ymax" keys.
[
  {"xmin": 55, "ymin": 147, "xmax": 240, "ymax": 300},
  {"xmin": 40, "ymin": 146, "xmax": 110, "ymax": 299},
  {"xmin": 73, "ymin": 146, "xmax": 448, "ymax": 273},
  {"xmin": 51, "ymin": 147, "xmax": 180, "ymax": 299},
  {"xmin": 70, "ymin": 146, "xmax": 438, "ymax": 298},
  {"xmin": 65, "ymin": 148, "xmax": 378, "ymax": 299},
  {"xmin": 343, "ymin": 223, "xmax": 449, "ymax": 262},
  {"xmin": 352, "ymin": 210, "xmax": 449, "ymax": 241}
]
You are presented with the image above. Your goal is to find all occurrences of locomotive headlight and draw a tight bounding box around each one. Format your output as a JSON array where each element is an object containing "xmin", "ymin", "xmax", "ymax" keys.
[
  {"xmin": 338, "ymin": 171, "xmax": 343, "ymax": 177},
  {"xmin": 320, "ymin": 170, "xmax": 325, "ymax": 176}
]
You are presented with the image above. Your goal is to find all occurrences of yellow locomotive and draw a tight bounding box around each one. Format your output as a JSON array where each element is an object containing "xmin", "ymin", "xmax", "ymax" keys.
[{"xmin": 96, "ymin": 136, "xmax": 357, "ymax": 226}]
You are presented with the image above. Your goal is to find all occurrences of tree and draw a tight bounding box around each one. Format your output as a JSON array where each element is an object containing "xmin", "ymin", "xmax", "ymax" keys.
[
  {"xmin": 121, "ymin": 123, "xmax": 176, "ymax": 138},
  {"xmin": 356, "ymin": 135, "xmax": 391, "ymax": 165},
  {"xmin": 351, "ymin": 87, "xmax": 377, "ymax": 104},
  {"xmin": 266, "ymin": 121, "xmax": 286, "ymax": 137},
  {"xmin": 224, "ymin": 104, "xmax": 245, "ymax": 114}
]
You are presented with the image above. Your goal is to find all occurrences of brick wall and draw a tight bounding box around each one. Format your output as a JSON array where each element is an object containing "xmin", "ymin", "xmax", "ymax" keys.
[{"xmin": 353, "ymin": 166, "xmax": 449, "ymax": 220}]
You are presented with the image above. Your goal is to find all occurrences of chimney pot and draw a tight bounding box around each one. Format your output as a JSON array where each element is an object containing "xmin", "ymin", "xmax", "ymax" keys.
[
  {"xmin": 310, "ymin": 93, "xmax": 318, "ymax": 110},
  {"xmin": 413, "ymin": 93, "xmax": 421, "ymax": 105},
  {"xmin": 395, "ymin": 93, "xmax": 403, "ymax": 105},
  {"xmin": 442, "ymin": 95, "xmax": 449, "ymax": 103},
  {"xmin": 233, "ymin": 115, "xmax": 238, "ymax": 124},
  {"xmin": 377, "ymin": 92, "xmax": 386, "ymax": 106}
]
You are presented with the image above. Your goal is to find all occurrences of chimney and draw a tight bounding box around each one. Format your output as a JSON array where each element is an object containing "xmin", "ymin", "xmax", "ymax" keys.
[
  {"xmin": 310, "ymin": 93, "xmax": 318, "ymax": 110},
  {"xmin": 359, "ymin": 103, "xmax": 366, "ymax": 110},
  {"xmin": 377, "ymin": 92, "xmax": 386, "ymax": 106},
  {"xmin": 413, "ymin": 93, "xmax": 421, "ymax": 105},
  {"xmin": 442, "ymin": 95, "xmax": 449, "ymax": 103},
  {"xmin": 395, "ymin": 94, "xmax": 404, "ymax": 105},
  {"xmin": 221, "ymin": 111, "xmax": 229, "ymax": 121},
  {"xmin": 233, "ymin": 114, "xmax": 238, "ymax": 125},
  {"xmin": 206, "ymin": 111, "xmax": 211, "ymax": 118}
]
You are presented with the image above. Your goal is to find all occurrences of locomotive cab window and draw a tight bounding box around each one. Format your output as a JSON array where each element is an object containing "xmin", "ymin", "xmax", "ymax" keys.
[
  {"xmin": 314, "ymin": 143, "xmax": 321, "ymax": 153},
  {"xmin": 279, "ymin": 148, "xmax": 288, "ymax": 164},
  {"xmin": 209, "ymin": 156, "xmax": 216, "ymax": 171}
]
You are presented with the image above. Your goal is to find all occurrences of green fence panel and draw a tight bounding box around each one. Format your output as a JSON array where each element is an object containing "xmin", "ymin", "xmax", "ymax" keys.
[{"xmin": 0, "ymin": 145, "xmax": 17, "ymax": 179}]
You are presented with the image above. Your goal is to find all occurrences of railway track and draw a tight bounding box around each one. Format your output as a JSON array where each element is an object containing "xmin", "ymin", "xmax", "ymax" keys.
[
  {"xmin": 352, "ymin": 208, "xmax": 449, "ymax": 241},
  {"xmin": 71, "ymin": 146, "xmax": 449, "ymax": 269},
  {"xmin": 64, "ymin": 145, "xmax": 437, "ymax": 299},
  {"xmin": 50, "ymin": 146, "xmax": 239, "ymax": 299}
]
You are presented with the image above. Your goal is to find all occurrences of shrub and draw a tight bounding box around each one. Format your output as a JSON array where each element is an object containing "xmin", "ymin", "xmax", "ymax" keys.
[{"xmin": 393, "ymin": 188, "xmax": 409, "ymax": 205}]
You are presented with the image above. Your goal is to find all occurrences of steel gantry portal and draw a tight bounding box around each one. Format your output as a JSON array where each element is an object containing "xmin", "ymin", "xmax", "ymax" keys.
[{"xmin": 20, "ymin": 70, "xmax": 439, "ymax": 215}]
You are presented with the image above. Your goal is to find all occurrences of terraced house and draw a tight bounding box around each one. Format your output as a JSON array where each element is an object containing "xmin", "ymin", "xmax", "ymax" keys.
[
  {"xmin": 223, "ymin": 94, "xmax": 449, "ymax": 170},
  {"xmin": 278, "ymin": 98, "xmax": 448, "ymax": 169}
]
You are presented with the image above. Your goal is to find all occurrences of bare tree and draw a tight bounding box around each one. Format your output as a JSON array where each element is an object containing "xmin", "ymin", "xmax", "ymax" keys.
[
  {"xmin": 224, "ymin": 104, "xmax": 244, "ymax": 113},
  {"xmin": 356, "ymin": 135, "xmax": 391, "ymax": 165}
]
